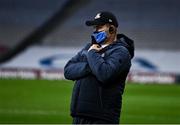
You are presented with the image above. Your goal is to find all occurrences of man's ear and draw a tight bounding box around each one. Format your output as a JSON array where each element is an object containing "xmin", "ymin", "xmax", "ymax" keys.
[{"xmin": 109, "ymin": 25, "xmax": 116, "ymax": 34}]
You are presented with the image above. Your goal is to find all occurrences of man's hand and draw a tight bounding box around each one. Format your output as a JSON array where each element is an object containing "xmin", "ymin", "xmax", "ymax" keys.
[{"xmin": 88, "ymin": 44, "xmax": 102, "ymax": 52}]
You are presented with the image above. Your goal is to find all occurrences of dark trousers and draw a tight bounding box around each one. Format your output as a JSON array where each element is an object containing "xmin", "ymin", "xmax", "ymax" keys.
[{"xmin": 73, "ymin": 116, "xmax": 118, "ymax": 124}]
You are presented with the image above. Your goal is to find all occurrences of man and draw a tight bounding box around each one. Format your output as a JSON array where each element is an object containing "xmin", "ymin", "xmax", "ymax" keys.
[{"xmin": 64, "ymin": 11, "xmax": 134, "ymax": 124}]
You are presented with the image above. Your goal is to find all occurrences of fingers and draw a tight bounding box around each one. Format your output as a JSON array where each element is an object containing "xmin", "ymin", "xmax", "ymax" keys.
[{"xmin": 88, "ymin": 44, "xmax": 102, "ymax": 52}]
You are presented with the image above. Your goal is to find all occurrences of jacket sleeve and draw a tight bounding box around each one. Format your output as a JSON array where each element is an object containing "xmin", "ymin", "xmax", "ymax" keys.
[
  {"xmin": 64, "ymin": 46, "xmax": 91, "ymax": 80},
  {"xmin": 87, "ymin": 47, "xmax": 131, "ymax": 84}
]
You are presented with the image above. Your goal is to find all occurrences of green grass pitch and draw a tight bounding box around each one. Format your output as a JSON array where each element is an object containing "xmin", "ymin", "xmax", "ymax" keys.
[{"xmin": 0, "ymin": 79, "xmax": 180, "ymax": 124}]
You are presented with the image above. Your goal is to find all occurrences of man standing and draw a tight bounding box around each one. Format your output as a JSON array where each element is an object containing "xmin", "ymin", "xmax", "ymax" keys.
[{"xmin": 64, "ymin": 11, "xmax": 134, "ymax": 124}]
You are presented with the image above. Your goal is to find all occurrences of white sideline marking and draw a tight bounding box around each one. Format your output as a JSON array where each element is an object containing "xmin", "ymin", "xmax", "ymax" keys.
[{"xmin": 0, "ymin": 109, "xmax": 66, "ymax": 116}]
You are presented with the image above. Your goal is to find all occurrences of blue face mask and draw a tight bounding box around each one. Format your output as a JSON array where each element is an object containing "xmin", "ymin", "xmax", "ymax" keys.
[{"xmin": 91, "ymin": 31, "xmax": 107, "ymax": 44}]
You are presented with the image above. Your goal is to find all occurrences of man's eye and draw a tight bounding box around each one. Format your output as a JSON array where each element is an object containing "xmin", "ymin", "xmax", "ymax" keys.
[{"xmin": 98, "ymin": 25, "xmax": 103, "ymax": 28}]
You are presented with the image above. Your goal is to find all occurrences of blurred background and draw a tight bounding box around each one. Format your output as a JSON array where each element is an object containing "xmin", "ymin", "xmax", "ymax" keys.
[{"xmin": 0, "ymin": 0, "xmax": 180, "ymax": 124}]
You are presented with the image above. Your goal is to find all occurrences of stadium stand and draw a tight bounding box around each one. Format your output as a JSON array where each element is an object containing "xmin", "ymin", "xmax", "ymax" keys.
[
  {"xmin": 43, "ymin": 0, "xmax": 180, "ymax": 50},
  {"xmin": 0, "ymin": 0, "xmax": 180, "ymax": 50},
  {"xmin": 0, "ymin": 0, "xmax": 68, "ymax": 48},
  {"xmin": 0, "ymin": 44, "xmax": 9, "ymax": 55}
]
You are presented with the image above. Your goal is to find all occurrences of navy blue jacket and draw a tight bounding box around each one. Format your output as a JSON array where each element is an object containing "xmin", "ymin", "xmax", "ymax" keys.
[{"xmin": 64, "ymin": 34, "xmax": 134, "ymax": 123}]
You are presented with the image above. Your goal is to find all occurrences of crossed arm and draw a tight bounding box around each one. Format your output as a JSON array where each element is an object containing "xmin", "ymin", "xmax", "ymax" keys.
[{"xmin": 64, "ymin": 44, "xmax": 130, "ymax": 84}]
